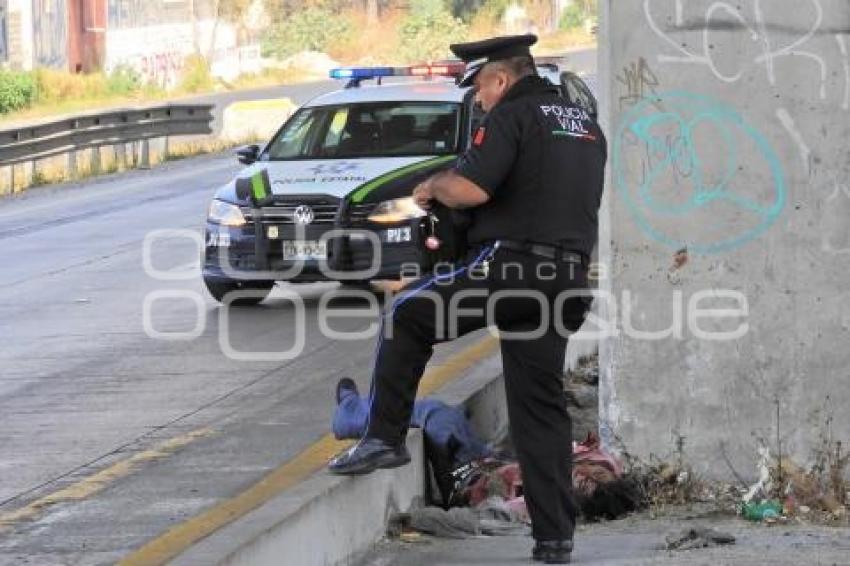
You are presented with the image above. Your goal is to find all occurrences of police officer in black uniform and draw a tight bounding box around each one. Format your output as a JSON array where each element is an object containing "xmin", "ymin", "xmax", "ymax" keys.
[{"xmin": 328, "ymin": 34, "xmax": 607, "ymax": 564}]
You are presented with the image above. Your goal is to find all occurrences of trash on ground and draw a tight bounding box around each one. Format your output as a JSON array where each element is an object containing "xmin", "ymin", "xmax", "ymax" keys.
[
  {"xmin": 741, "ymin": 499, "xmax": 783, "ymax": 522},
  {"xmin": 387, "ymin": 502, "xmax": 529, "ymax": 539},
  {"xmin": 664, "ymin": 526, "xmax": 736, "ymax": 550},
  {"xmin": 738, "ymin": 438, "xmax": 848, "ymax": 526}
]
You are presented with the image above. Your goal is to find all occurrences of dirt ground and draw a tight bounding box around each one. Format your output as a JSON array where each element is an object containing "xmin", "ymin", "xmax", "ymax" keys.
[{"xmin": 358, "ymin": 504, "xmax": 850, "ymax": 565}]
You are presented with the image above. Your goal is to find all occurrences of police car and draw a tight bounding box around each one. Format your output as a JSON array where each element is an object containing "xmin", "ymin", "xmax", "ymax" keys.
[{"xmin": 202, "ymin": 62, "xmax": 596, "ymax": 305}]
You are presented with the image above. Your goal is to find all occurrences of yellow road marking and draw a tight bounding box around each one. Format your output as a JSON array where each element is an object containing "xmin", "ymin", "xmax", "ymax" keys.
[
  {"xmin": 226, "ymin": 98, "xmax": 296, "ymax": 112},
  {"xmin": 119, "ymin": 334, "xmax": 499, "ymax": 566},
  {"xmin": 0, "ymin": 428, "xmax": 213, "ymax": 528},
  {"xmin": 418, "ymin": 334, "xmax": 498, "ymax": 396}
]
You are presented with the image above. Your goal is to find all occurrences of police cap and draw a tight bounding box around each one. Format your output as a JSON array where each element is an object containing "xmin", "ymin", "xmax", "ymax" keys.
[{"xmin": 450, "ymin": 34, "xmax": 537, "ymax": 87}]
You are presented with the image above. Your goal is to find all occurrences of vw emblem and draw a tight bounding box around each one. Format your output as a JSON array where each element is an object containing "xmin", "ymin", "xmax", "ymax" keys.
[{"xmin": 292, "ymin": 205, "xmax": 315, "ymax": 225}]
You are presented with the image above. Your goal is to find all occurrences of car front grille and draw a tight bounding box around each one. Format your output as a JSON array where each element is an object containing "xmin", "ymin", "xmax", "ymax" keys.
[{"xmin": 243, "ymin": 195, "xmax": 341, "ymax": 225}]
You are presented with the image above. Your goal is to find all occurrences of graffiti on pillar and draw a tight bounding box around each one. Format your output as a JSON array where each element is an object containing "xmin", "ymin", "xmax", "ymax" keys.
[
  {"xmin": 32, "ymin": 0, "xmax": 68, "ymax": 68},
  {"xmin": 616, "ymin": 57, "xmax": 661, "ymax": 110},
  {"xmin": 821, "ymin": 179, "xmax": 850, "ymax": 255},
  {"xmin": 642, "ymin": 0, "xmax": 848, "ymax": 110},
  {"xmin": 613, "ymin": 91, "xmax": 787, "ymax": 254}
]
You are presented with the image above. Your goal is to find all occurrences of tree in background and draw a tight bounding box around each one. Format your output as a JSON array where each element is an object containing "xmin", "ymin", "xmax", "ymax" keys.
[
  {"xmin": 258, "ymin": 0, "xmax": 596, "ymax": 64},
  {"xmin": 217, "ymin": 0, "xmax": 256, "ymax": 42},
  {"xmin": 398, "ymin": 0, "xmax": 468, "ymax": 62},
  {"xmin": 559, "ymin": 0, "xmax": 596, "ymax": 30},
  {"xmin": 262, "ymin": 3, "xmax": 355, "ymax": 58}
]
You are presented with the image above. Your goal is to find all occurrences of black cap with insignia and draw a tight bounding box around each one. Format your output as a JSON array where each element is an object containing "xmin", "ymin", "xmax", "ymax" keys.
[{"xmin": 450, "ymin": 34, "xmax": 537, "ymax": 87}]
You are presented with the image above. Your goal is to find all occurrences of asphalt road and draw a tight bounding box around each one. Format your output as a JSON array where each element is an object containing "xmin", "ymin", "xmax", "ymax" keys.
[
  {"xmin": 0, "ymin": 151, "xmax": 492, "ymax": 564},
  {"xmin": 179, "ymin": 79, "xmax": 338, "ymax": 134},
  {"xmin": 0, "ymin": 47, "xmax": 598, "ymax": 564},
  {"xmin": 174, "ymin": 45, "xmax": 598, "ymax": 133},
  {"xmin": 179, "ymin": 45, "xmax": 597, "ymax": 134}
]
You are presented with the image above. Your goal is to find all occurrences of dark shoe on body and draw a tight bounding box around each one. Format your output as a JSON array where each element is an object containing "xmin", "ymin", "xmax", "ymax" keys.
[
  {"xmin": 327, "ymin": 437, "xmax": 410, "ymax": 475},
  {"xmin": 532, "ymin": 539, "xmax": 572, "ymax": 564}
]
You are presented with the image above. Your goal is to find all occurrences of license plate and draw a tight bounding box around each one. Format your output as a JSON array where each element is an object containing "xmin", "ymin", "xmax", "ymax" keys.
[{"xmin": 282, "ymin": 240, "xmax": 327, "ymax": 260}]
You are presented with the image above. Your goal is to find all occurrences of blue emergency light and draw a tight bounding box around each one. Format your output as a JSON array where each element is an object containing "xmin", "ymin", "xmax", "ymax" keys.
[{"xmin": 329, "ymin": 67, "xmax": 395, "ymax": 80}]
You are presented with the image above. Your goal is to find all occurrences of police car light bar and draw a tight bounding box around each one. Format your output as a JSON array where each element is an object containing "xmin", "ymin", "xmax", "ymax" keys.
[{"xmin": 329, "ymin": 64, "xmax": 466, "ymax": 85}]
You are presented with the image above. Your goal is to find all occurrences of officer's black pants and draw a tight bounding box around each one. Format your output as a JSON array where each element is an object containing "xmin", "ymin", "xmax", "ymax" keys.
[{"xmin": 364, "ymin": 242, "xmax": 592, "ymax": 542}]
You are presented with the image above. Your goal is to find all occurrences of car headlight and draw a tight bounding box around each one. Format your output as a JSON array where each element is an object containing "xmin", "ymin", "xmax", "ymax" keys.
[
  {"xmin": 366, "ymin": 197, "xmax": 427, "ymax": 224},
  {"xmin": 207, "ymin": 200, "xmax": 247, "ymax": 227}
]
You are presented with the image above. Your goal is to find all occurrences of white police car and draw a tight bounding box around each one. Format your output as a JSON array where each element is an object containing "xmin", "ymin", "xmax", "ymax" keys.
[{"xmin": 202, "ymin": 62, "xmax": 596, "ymax": 305}]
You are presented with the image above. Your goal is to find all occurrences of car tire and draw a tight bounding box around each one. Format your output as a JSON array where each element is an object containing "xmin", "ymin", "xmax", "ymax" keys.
[{"xmin": 203, "ymin": 277, "xmax": 275, "ymax": 306}]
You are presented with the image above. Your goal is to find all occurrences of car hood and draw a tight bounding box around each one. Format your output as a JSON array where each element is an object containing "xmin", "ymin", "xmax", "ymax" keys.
[{"xmin": 238, "ymin": 156, "xmax": 443, "ymax": 199}]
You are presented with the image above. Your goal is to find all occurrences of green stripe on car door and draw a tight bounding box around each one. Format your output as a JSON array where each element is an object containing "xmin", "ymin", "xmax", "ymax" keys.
[{"xmin": 349, "ymin": 155, "xmax": 456, "ymax": 203}]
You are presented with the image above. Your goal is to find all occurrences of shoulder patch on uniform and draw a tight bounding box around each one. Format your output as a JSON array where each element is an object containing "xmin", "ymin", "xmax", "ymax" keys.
[{"xmin": 473, "ymin": 126, "xmax": 486, "ymax": 146}]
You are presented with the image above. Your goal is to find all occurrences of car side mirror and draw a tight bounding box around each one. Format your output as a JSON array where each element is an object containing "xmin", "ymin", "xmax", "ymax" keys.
[{"xmin": 236, "ymin": 144, "xmax": 260, "ymax": 165}]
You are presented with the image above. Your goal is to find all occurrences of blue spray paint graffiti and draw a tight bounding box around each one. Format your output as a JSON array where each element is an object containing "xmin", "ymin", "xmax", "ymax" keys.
[{"xmin": 613, "ymin": 91, "xmax": 786, "ymax": 254}]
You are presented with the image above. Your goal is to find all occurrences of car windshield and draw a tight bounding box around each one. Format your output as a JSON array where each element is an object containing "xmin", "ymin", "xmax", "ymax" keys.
[{"xmin": 264, "ymin": 101, "xmax": 461, "ymax": 160}]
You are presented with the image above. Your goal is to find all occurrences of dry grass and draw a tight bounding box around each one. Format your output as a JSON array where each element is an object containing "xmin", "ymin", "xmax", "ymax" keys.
[
  {"xmin": 163, "ymin": 135, "xmax": 262, "ymax": 162},
  {"xmin": 225, "ymin": 67, "xmax": 316, "ymax": 90},
  {"xmin": 321, "ymin": 9, "xmax": 595, "ymax": 65},
  {"xmin": 0, "ymin": 135, "xmax": 261, "ymax": 196},
  {"xmin": 613, "ymin": 420, "xmax": 849, "ymax": 526},
  {"xmin": 1, "ymin": 68, "xmax": 168, "ymax": 125},
  {"xmin": 2, "ymin": 147, "xmax": 149, "ymax": 194},
  {"xmin": 324, "ymin": 9, "xmax": 408, "ymax": 65},
  {"xmin": 771, "ymin": 426, "xmax": 849, "ymax": 525},
  {"xmin": 536, "ymin": 29, "xmax": 597, "ymax": 55},
  {"xmin": 0, "ymin": 66, "xmax": 310, "ymax": 127},
  {"xmin": 1, "ymin": 93, "xmax": 163, "ymax": 125}
]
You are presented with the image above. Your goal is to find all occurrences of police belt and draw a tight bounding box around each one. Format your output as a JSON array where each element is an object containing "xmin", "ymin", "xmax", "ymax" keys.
[{"xmin": 494, "ymin": 240, "xmax": 589, "ymax": 266}]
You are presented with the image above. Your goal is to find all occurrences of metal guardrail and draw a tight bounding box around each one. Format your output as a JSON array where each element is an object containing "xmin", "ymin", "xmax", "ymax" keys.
[{"xmin": 0, "ymin": 104, "xmax": 214, "ymax": 168}]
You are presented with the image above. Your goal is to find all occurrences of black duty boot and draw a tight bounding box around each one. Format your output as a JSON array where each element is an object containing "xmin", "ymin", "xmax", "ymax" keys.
[
  {"xmin": 532, "ymin": 539, "xmax": 572, "ymax": 564},
  {"xmin": 328, "ymin": 437, "xmax": 410, "ymax": 475}
]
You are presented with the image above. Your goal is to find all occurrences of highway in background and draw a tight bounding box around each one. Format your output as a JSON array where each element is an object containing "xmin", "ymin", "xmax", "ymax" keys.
[{"xmin": 0, "ymin": 47, "xmax": 596, "ymax": 564}]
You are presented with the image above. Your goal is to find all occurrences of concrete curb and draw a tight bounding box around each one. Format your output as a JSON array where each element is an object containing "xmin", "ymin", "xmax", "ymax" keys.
[{"xmin": 172, "ymin": 354, "xmax": 507, "ymax": 566}]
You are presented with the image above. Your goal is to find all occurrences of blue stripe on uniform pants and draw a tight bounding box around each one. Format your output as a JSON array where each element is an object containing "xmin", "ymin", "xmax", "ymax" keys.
[{"xmin": 362, "ymin": 244, "xmax": 496, "ymax": 438}]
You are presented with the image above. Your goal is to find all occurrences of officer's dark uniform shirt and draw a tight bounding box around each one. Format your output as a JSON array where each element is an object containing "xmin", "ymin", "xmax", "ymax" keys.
[{"xmin": 454, "ymin": 74, "xmax": 607, "ymax": 258}]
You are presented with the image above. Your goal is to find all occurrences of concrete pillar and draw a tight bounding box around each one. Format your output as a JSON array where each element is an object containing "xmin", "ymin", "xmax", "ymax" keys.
[{"xmin": 600, "ymin": 0, "xmax": 850, "ymax": 479}]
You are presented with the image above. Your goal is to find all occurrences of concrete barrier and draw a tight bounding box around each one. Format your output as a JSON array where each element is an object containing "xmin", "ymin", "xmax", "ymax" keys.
[
  {"xmin": 173, "ymin": 357, "xmax": 507, "ymax": 566},
  {"xmin": 599, "ymin": 0, "xmax": 850, "ymax": 478}
]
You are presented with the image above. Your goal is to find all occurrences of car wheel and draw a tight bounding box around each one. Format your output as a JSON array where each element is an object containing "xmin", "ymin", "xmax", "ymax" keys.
[{"xmin": 203, "ymin": 277, "xmax": 275, "ymax": 306}]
